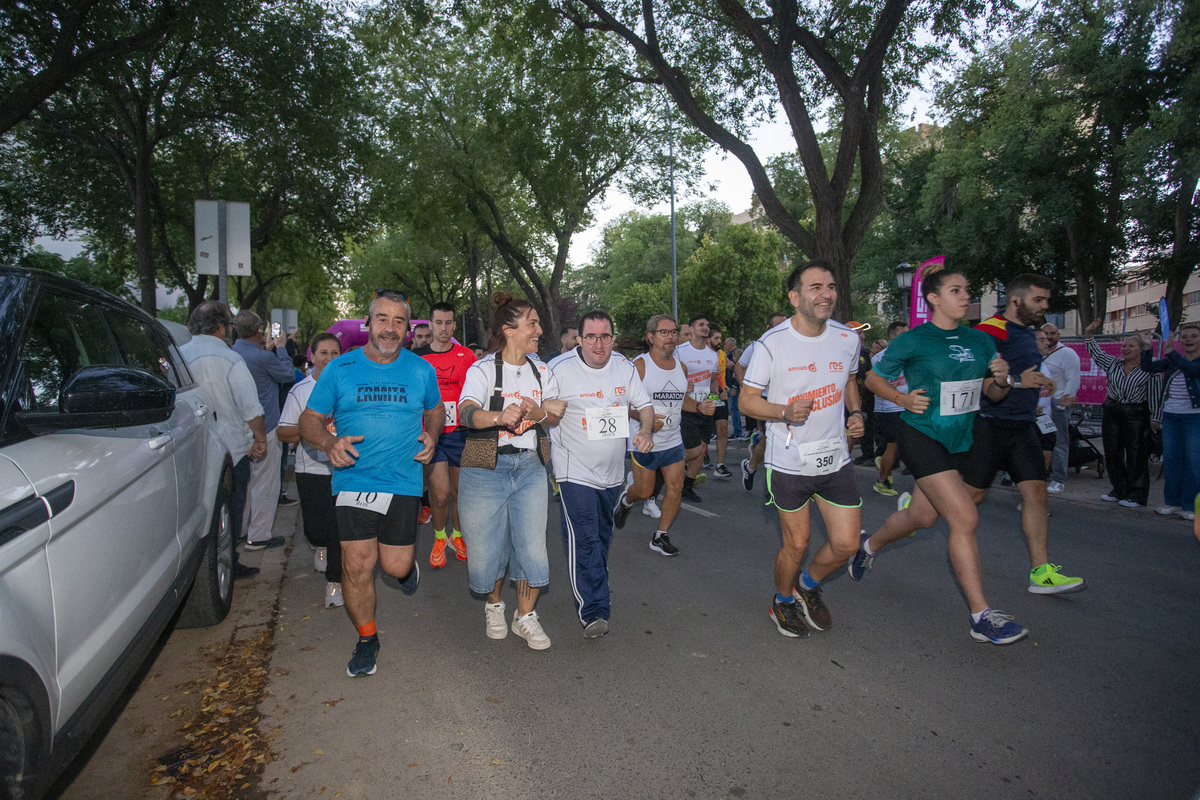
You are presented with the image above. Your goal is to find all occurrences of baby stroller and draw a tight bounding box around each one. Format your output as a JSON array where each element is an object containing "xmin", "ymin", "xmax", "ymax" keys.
[{"xmin": 1068, "ymin": 422, "xmax": 1104, "ymax": 478}]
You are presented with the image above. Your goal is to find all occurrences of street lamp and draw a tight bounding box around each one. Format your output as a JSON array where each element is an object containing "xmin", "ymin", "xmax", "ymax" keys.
[{"xmin": 895, "ymin": 262, "xmax": 914, "ymax": 320}]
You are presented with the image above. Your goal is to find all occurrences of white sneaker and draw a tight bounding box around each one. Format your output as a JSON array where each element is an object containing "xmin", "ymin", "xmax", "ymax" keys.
[
  {"xmin": 314, "ymin": 547, "xmax": 327, "ymax": 572},
  {"xmin": 485, "ymin": 602, "xmax": 508, "ymax": 640},
  {"xmin": 512, "ymin": 610, "xmax": 551, "ymax": 650},
  {"xmin": 324, "ymin": 581, "xmax": 343, "ymax": 608},
  {"xmin": 1182, "ymin": 511, "xmax": 1196, "ymax": 521},
  {"xmin": 1047, "ymin": 481, "xmax": 1065, "ymax": 494},
  {"xmin": 1100, "ymin": 494, "xmax": 1120, "ymax": 502},
  {"xmin": 1156, "ymin": 505, "xmax": 1183, "ymax": 516},
  {"xmin": 1118, "ymin": 499, "xmax": 1141, "ymax": 508},
  {"xmin": 626, "ymin": 470, "xmax": 634, "ymax": 489},
  {"xmin": 642, "ymin": 498, "xmax": 662, "ymax": 518}
]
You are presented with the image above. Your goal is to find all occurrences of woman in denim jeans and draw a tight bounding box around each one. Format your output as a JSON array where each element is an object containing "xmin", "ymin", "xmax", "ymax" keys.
[
  {"xmin": 457, "ymin": 292, "xmax": 566, "ymax": 650},
  {"xmin": 1143, "ymin": 323, "xmax": 1200, "ymax": 521}
]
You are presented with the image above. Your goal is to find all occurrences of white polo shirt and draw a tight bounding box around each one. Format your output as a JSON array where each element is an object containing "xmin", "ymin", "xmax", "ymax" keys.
[
  {"xmin": 743, "ymin": 319, "xmax": 860, "ymax": 477},
  {"xmin": 548, "ymin": 349, "xmax": 652, "ymax": 489}
]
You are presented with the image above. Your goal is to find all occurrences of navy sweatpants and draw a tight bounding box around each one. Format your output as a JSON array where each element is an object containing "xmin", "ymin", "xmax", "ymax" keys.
[{"xmin": 558, "ymin": 481, "xmax": 621, "ymax": 626}]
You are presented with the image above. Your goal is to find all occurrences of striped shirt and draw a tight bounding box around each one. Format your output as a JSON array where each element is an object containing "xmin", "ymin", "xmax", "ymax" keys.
[{"xmin": 1086, "ymin": 338, "xmax": 1151, "ymax": 404}]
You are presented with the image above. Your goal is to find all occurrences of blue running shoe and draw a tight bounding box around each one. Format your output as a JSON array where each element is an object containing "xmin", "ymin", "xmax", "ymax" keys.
[
  {"xmin": 347, "ymin": 635, "xmax": 380, "ymax": 676},
  {"xmin": 847, "ymin": 530, "xmax": 874, "ymax": 581},
  {"xmin": 970, "ymin": 609, "xmax": 1028, "ymax": 645},
  {"xmin": 399, "ymin": 562, "xmax": 419, "ymax": 596}
]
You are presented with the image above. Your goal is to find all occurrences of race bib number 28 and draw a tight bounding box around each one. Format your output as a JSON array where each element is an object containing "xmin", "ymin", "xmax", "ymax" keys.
[{"xmin": 585, "ymin": 406, "xmax": 630, "ymax": 441}]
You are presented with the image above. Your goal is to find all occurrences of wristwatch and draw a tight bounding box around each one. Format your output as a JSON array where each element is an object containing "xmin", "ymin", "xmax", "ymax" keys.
[{"xmin": 1005, "ymin": 374, "xmax": 1020, "ymax": 389}]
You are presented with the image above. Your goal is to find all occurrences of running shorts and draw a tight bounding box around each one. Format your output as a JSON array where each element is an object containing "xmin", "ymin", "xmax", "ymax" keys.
[
  {"xmin": 431, "ymin": 428, "xmax": 467, "ymax": 467},
  {"xmin": 766, "ymin": 462, "xmax": 861, "ymax": 512},
  {"xmin": 681, "ymin": 410, "xmax": 716, "ymax": 449},
  {"xmin": 875, "ymin": 411, "xmax": 902, "ymax": 445},
  {"xmin": 961, "ymin": 415, "xmax": 1048, "ymax": 488},
  {"xmin": 896, "ymin": 419, "xmax": 967, "ymax": 480},
  {"xmin": 630, "ymin": 444, "xmax": 686, "ymax": 472},
  {"xmin": 335, "ymin": 493, "xmax": 421, "ymax": 546},
  {"xmin": 713, "ymin": 404, "xmax": 729, "ymax": 422}
]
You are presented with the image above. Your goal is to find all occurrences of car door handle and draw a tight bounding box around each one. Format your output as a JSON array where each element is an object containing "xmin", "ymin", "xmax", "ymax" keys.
[
  {"xmin": 0, "ymin": 494, "xmax": 49, "ymax": 547},
  {"xmin": 194, "ymin": 405, "xmax": 207, "ymax": 418},
  {"xmin": 148, "ymin": 434, "xmax": 172, "ymax": 450}
]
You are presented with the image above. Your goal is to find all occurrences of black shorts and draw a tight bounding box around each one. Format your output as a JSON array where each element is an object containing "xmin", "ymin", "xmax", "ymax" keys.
[
  {"xmin": 335, "ymin": 493, "xmax": 421, "ymax": 547},
  {"xmin": 1039, "ymin": 431, "xmax": 1057, "ymax": 452},
  {"xmin": 681, "ymin": 411, "xmax": 716, "ymax": 449},
  {"xmin": 896, "ymin": 420, "xmax": 968, "ymax": 480},
  {"xmin": 295, "ymin": 472, "xmax": 338, "ymax": 548},
  {"xmin": 766, "ymin": 462, "xmax": 861, "ymax": 512},
  {"xmin": 875, "ymin": 411, "xmax": 903, "ymax": 445},
  {"xmin": 713, "ymin": 404, "xmax": 729, "ymax": 422},
  {"xmin": 431, "ymin": 428, "xmax": 467, "ymax": 467},
  {"xmin": 962, "ymin": 416, "xmax": 1048, "ymax": 489}
]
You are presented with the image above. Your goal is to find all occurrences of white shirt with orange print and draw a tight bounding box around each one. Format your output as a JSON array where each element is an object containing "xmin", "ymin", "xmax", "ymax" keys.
[
  {"xmin": 742, "ymin": 319, "xmax": 861, "ymax": 477},
  {"xmin": 548, "ymin": 349, "xmax": 652, "ymax": 489},
  {"xmin": 459, "ymin": 352, "xmax": 559, "ymax": 452},
  {"xmin": 674, "ymin": 340, "xmax": 719, "ymax": 402}
]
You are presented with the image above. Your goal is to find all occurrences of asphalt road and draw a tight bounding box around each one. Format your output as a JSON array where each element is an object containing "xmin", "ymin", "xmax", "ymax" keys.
[{"xmin": 58, "ymin": 460, "xmax": 1200, "ymax": 800}]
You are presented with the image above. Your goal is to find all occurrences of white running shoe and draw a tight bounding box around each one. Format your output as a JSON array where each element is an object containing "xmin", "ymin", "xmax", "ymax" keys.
[
  {"xmin": 642, "ymin": 498, "xmax": 662, "ymax": 518},
  {"xmin": 1100, "ymin": 494, "xmax": 1120, "ymax": 502},
  {"xmin": 512, "ymin": 610, "xmax": 551, "ymax": 650},
  {"xmin": 314, "ymin": 546, "xmax": 327, "ymax": 572},
  {"xmin": 485, "ymin": 601, "xmax": 508, "ymax": 640},
  {"xmin": 897, "ymin": 491, "xmax": 912, "ymax": 512},
  {"xmin": 324, "ymin": 581, "xmax": 343, "ymax": 608},
  {"xmin": 1118, "ymin": 499, "xmax": 1141, "ymax": 508},
  {"xmin": 1156, "ymin": 505, "xmax": 1183, "ymax": 516},
  {"xmin": 1047, "ymin": 481, "xmax": 1065, "ymax": 494}
]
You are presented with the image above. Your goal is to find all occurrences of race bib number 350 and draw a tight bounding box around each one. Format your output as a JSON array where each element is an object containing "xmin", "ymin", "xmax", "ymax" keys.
[
  {"xmin": 798, "ymin": 438, "xmax": 843, "ymax": 476},
  {"xmin": 336, "ymin": 491, "xmax": 393, "ymax": 515},
  {"xmin": 585, "ymin": 406, "xmax": 630, "ymax": 441},
  {"xmin": 940, "ymin": 378, "xmax": 983, "ymax": 416}
]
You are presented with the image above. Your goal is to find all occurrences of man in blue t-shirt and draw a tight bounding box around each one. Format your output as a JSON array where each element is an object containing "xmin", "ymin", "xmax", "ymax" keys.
[
  {"xmin": 300, "ymin": 291, "xmax": 443, "ymax": 678},
  {"xmin": 965, "ymin": 273, "xmax": 1085, "ymax": 596}
]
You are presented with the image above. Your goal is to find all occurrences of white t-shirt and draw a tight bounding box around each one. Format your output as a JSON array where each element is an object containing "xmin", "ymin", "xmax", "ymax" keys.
[
  {"xmin": 675, "ymin": 340, "xmax": 719, "ymax": 402},
  {"xmin": 548, "ymin": 350, "xmax": 652, "ymax": 489},
  {"xmin": 459, "ymin": 353, "xmax": 559, "ymax": 451},
  {"xmin": 1164, "ymin": 373, "xmax": 1200, "ymax": 415},
  {"xmin": 743, "ymin": 319, "xmax": 861, "ymax": 476},
  {"xmin": 1041, "ymin": 344, "xmax": 1081, "ymax": 401},
  {"xmin": 737, "ymin": 341, "xmax": 756, "ymax": 367},
  {"xmin": 279, "ymin": 375, "xmax": 332, "ymax": 476},
  {"xmin": 631, "ymin": 353, "xmax": 686, "ymax": 452},
  {"xmin": 870, "ymin": 348, "xmax": 908, "ymax": 414}
]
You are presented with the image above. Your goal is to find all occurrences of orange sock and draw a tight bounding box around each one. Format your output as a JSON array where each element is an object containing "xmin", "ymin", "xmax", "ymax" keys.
[{"xmin": 356, "ymin": 620, "xmax": 376, "ymax": 638}]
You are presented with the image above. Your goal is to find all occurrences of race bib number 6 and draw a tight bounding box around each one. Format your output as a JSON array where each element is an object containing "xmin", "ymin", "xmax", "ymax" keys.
[
  {"xmin": 585, "ymin": 406, "xmax": 630, "ymax": 441},
  {"xmin": 654, "ymin": 405, "xmax": 680, "ymax": 430},
  {"xmin": 336, "ymin": 491, "xmax": 393, "ymax": 515},
  {"xmin": 940, "ymin": 378, "xmax": 983, "ymax": 416}
]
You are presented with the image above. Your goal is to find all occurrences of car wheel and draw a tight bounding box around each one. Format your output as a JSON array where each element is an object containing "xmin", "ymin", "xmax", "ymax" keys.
[
  {"xmin": 0, "ymin": 690, "xmax": 45, "ymax": 800},
  {"xmin": 176, "ymin": 485, "xmax": 234, "ymax": 630}
]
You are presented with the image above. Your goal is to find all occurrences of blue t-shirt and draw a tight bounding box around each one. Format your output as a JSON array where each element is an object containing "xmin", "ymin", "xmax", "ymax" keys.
[{"xmin": 305, "ymin": 348, "xmax": 442, "ymax": 496}]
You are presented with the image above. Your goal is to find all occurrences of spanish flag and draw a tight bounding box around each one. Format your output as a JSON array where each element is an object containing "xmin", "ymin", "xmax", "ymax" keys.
[{"xmin": 975, "ymin": 314, "xmax": 1009, "ymax": 342}]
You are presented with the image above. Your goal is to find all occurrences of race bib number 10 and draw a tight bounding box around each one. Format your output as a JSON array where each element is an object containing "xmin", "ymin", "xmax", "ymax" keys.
[
  {"xmin": 940, "ymin": 378, "xmax": 983, "ymax": 416},
  {"xmin": 336, "ymin": 491, "xmax": 393, "ymax": 515},
  {"xmin": 585, "ymin": 406, "xmax": 630, "ymax": 441}
]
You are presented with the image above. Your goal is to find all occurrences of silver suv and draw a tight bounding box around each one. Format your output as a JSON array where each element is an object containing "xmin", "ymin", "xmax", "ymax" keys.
[{"xmin": 0, "ymin": 268, "xmax": 235, "ymax": 800}]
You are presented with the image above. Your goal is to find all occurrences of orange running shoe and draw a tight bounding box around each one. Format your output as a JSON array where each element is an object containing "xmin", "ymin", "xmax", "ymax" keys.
[
  {"xmin": 450, "ymin": 535, "xmax": 467, "ymax": 561},
  {"xmin": 429, "ymin": 537, "xmax": 447, "ymax": 568},
  {"xmin": 417, "ymin": 505, "xmax": 431, "ymax": 524}
]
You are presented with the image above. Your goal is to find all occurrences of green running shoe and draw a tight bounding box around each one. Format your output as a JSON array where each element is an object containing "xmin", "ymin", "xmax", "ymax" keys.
[{"xmin": 1028, "ymin": 563, "xmax": 1086, "ymax": 595}]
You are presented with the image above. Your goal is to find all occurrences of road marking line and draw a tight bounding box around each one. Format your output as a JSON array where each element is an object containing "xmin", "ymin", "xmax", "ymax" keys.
[{"xmin": 680, "ymin": 503, "xmax": 718, "ymax": 518}]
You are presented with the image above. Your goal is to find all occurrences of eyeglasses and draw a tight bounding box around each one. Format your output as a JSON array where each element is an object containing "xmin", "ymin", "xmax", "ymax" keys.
[
  {"xmin": 582, "ymin": 333, "xmax": 614, "ymax": 344},
  {"xmin": 653, "ymin": 329, "xmax": 679, "ymax": 336}
]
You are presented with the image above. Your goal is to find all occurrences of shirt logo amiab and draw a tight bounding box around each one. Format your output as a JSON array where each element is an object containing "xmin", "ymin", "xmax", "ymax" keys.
[
  {"xmin": 356, "ymin": 384, "xmax": 407, "ymax": 403},
  {"xmin": 788, "ymin": 383, "xmax": 843, "ymax": 411},
  {"xmin": 948, "ymin": 345, "xmax": 976, "ymax": 363},
  {"xmin": 788, "ymin": 363, "xmax": 817, "ymax": 372}
]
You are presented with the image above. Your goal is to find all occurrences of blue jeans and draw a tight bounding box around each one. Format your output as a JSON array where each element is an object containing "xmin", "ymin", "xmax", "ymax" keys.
[
  {"xmin": 1161, "ymin": 412, "xmax": 1200, "ymax": 508},
  {"xmin": 729, "ymin": 392, "xmax": 743, "ymax": 438},
  {"xmin": 458, "ymin": 450, "xmax": 550, "ymax": 594},
  {"xmin": 1049, "ymin": 406, "xmax": 1071, "ymax": 484}
]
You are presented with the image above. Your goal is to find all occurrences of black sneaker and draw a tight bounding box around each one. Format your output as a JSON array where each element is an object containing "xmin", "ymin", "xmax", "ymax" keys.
[
  {"xmin": 244, "ymin": 535, "xmax": 285, "ymax": 551},
  {"xmin": 399, "ymin": 562, "xmax": 420, "ymax": 596},
  {"xmin": 681, "ymin": 486, "xmax": 702, "ymax": 503},
  {"xmin": 703, "ymin": 455, "xmax": 714, "ymax": 469},
  {"xmin": 769, "ymin": 598, "xmax": 809, "ymax": 638},
  {"xmin": 649, "ymin": 533, "xmax": 679, "ymax": 556},
  {"xmin": 613, "ymin": 490, "xmax": 632, "ymax": 530},
  {"xmin": 233, "ymin": 560, "xmax": 259, "ymax": 580},
  {"xmin": 713, "ymin": 464, "xmax": 732, "ymax": 479},
  {"xmin": 741, "ymin": 459, "xmax": 755, "ymax": 491},
  {"xmin": 347, "ymin": 635, "xmax": 380, "ymax": 677},
  {"xmin": 278, "ymin": 493, "xmax": 298, "ymax": 506},
  {"xmin": 793, "ymin": 583, "xmax": 832, "ymax": 631}
]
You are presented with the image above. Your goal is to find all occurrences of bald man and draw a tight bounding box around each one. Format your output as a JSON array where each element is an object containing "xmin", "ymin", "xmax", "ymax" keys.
[{"xmin": 1040, "ymin": 323, "xmax": 1081, "ymax": 493}]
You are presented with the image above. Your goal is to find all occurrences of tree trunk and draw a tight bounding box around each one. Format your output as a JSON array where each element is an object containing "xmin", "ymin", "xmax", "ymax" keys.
[
  {"xmin": 132, "ymin": 144, "xmax": 156, "ymax": 315},
  {"xmin": 1164, "ymin": 166, "xmax": 1199, "ymax": 328}
]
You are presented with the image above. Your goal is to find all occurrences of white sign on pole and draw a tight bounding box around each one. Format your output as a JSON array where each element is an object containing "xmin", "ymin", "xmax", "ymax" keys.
[
  {"xmin": 225, "ymin": 201, "xmax": 252, "ymax": 276},
  {"xmin": 284, "ymin": 309, "xmax": 299, "ymax": 334},
  {"xmin": 194, "ymin": 200, "xmax": 219, "ymax": 275}
]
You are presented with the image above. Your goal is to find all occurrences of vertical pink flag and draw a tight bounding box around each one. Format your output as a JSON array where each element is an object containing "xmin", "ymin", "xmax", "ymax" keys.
[{"xmin": 909, "ymin": 255, "xmax": 944, "ymax": 328}]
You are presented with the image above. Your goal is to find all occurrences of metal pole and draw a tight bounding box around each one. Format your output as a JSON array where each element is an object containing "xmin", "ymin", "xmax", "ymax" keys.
[
  {"xmin": 217, "ymin": 199, "xmax": 228, "ymax": 304},
  {"xmin": 668, "ymin": 109, "xmax": 678, "ymax": 319}
]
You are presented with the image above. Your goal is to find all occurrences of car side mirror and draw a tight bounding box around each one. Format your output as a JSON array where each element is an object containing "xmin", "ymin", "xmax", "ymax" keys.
[{"xmin": 19, "ymin": 365, "xmax": 176, "ymax": 433}]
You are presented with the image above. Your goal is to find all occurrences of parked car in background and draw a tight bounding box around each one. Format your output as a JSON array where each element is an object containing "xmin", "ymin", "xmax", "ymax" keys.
[{"xmin": 0, "ymin": 268, "xmax": 235, "ymax": 800}]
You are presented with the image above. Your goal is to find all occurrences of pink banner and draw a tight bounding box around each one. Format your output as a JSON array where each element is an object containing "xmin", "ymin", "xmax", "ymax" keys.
[
  {"xmin": 909, "ymin": 255, "xmax": 944, "ymax": 329},
  {"xmin": 1067, "ymin": 340, "xmax": 1122, "ymax": 405}
]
